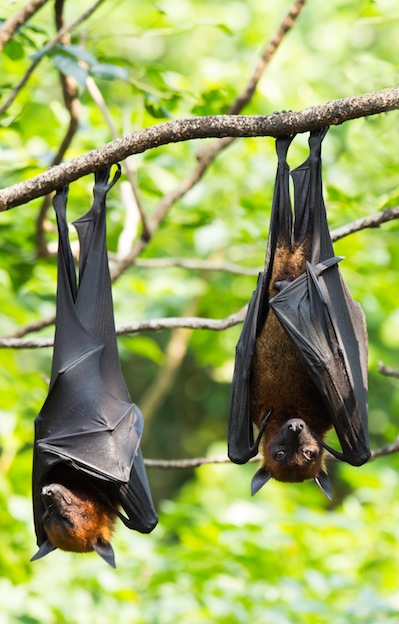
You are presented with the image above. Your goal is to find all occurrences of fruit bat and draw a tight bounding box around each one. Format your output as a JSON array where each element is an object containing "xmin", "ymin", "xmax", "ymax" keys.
[
  {"xmin": 228, "ymin": 128, "xmax": 370, "ymax": 499},
  {"xmin": 31, "ymin": 166, "xmax": 157, "ymax": 568}
]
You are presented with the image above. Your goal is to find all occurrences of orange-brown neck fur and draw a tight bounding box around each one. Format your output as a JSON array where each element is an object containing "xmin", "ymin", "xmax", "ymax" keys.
[
  {"xmin": 250, "ymin": 237, "xmax": 331, "ymax": 482},
  {"xmin": 42, "ymin": 466, "xmax": 116, "ymax": 553}
]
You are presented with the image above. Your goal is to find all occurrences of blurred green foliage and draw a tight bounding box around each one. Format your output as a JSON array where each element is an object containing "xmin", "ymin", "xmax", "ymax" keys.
[{"xmin": 0, "ymin": 0, "xmax": 399, "ymax": 621}]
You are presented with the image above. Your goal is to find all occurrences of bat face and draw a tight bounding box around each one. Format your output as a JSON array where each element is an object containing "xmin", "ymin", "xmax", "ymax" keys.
[
  {"xmin": 41, "ymin": 471, "xmax": 116, "ymax": 564},
  {"xmin": 261, "ymin": 418, "xmax": 324, "ymax": 483},
  {"xmin": 33, "ymin": 464, "xmax": 117, "ymax": 567}
]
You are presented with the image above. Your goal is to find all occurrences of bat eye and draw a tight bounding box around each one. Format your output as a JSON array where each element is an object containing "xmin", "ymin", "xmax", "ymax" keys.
[
  {"xmin": 303, "ymin": 449, "xmax": 316, "ymax": 461},
  {"xmin": 274, "ymin": 450, "xmax": 286, "ymax": 461}
]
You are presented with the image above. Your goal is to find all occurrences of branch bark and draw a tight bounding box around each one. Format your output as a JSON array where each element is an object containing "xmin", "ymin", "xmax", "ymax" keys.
[
  {"xmin": 0, "ymin": 0, "xmax": 49, "ymax": 52},
  {"xmin": 378, "ymin": 363, "xmax": 399, "ymax": 379},
  {"xmin": 143, "ymin": 439, "xmax": 399, "ymax": 468},
  {"xmin": 1, "ymin": 86, "xmax": 399, "ymax": 211},
  {"xmin": 0, "ymin": 0, "xmax": 106, "ymax": 115},
  {"xmin": 0, "ymin": 307, "xmax": 248, "ymax": 349}
]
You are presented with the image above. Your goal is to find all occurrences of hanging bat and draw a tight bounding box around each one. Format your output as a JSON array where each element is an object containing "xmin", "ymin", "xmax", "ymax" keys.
[
  {"xmin": 228, "ymin": 128, "xmax": 370, "ymax": 499},
  {"xmin": 31, "ymin": 166, "xmax": 157, "ymax": 568}
]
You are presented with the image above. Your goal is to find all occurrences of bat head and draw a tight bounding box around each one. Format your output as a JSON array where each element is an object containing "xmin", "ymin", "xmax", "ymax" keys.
[
  {"xmin": 252, "ymin": 418, "xmax": 332, "ymax": 499},
  {"xmin": 31, "ymin": 477, "xmax": 117, "ymax": 568}
]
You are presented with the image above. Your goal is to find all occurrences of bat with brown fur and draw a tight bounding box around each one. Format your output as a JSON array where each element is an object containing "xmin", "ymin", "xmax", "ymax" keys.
[
  {"xmin": 31, "ymin": 167, "xmax": 157, "ymax": 568},
  {"xmin": 228, "ymin": 129, "xmax": 370, "ymax": 499}
]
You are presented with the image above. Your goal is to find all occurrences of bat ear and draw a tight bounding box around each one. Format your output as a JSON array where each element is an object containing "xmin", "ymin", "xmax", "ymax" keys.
[
  {"xmin": 251, "ymin": 467, "xmax": 272, "ymax": 496},
  {"xmin": 314, "ymin": 470, "xmax": 333, "ymax": 501},
  {"xmin": 93, "ymin": 539, "xmax": 116, "ymax": 568},
  {"xmin": 30, "ymin": 539, "xmax": 57, "ymax": 562}
]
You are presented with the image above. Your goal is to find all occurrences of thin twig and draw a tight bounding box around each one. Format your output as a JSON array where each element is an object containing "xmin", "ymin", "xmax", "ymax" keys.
[
  {"xmin": 370, "ymin": 438, "xmax": 399, "ymax": 460},
  {"xmin": 2, "ymin": 87, "xmax": 399, "ymax": 212},
  {"xmin": 197, "ymin": 0, "xmax": 308, "ymax": 162},
  {"xmin": 86, "ymin": 76, "xmax": 150, "ymax": 239},
  {"xmin": 113, "ymin": 0, "xmax": 308, "ymax": 277},
  {"xmin": 3, "ymin": 204, "xmax": 399, "ymax": 343},
  {"xmin": 143, "ymin": 438, "xmax": 399, "ymax": 468},
  {"xmin": 139, "ymin": 299, "xmax": 198, "ymax": 422},
  {"xmin": 0, "ymin": 307, "xmax": 247, "ymax": 349},
  {"xmin": 331, "ymin": 207, "xmax": 399, "ymax": 241},
  {"xmin": 0, "ymin": 0, "xmax": 106, "ymax": 115},
  {"xmin": 378, "ymin": 363, "xmax": 399, "ymax": 379},
  {"xmin": 144, "ymin": 455, "xmax": 260, "ymax": 469},
  {"xmin": 133, "ymin": 257, "xmax": 259, "ymax": 276},
  {"xmin": 0, "ymin": 0, "xmax": 49, "ymax": 52},
  {"xmin": 35, "ymin": 0, "xmax": 81, "ymax": 258}
]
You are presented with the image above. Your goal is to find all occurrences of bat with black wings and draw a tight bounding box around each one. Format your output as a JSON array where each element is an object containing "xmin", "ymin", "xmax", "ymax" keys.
[
  {"xmin": 228, "ymin": 128, "xmax": 370, "ymax": 499},
  {"xmin": 31, "ymin": 166, "xmax": 157, "ymax": 568}
]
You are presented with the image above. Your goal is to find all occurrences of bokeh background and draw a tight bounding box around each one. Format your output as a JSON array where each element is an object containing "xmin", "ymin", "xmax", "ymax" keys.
[{"xmin": 1, "ymin": 0, "xmax": 399, "ymax": 621}]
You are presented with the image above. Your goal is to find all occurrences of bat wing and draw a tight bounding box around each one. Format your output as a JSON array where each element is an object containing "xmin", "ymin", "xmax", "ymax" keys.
[
  {"xmin": 228, "ymin": 136, "xmax": 294, "ymax": 463},
  {"xmin": 269, "ymin": 258, "xmax": 370, "ymax": 465},
  {"xmin": 33, "ymin": 167, "xmax": 157, "ymax": 548},
  {"xmin": 228, "ymin": 272, "xmax": 266, "ymax": 463}
]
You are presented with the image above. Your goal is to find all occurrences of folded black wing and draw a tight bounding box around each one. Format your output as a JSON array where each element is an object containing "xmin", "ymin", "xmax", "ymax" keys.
[
  {"xmin": 228, "ymin": 136, "xmax": 294, "ymax": 463},
  {"xmin": 33, "ymin": 167, "xmax": 157, "ymax": 548},
  {"xmin": 270, "ymin": 258, "xmax": 369, "ymax": 465}
]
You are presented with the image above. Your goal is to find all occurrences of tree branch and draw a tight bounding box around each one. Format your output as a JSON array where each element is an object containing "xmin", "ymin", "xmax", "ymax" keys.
[
  {"xmin": 0, "ymin": 0, "xmax": 106, "ymax": 115},
  {"xmin": 378, "ymin": 363, "xmax": 399, "ymax": 379},
  {"xmin": 143, "ymin": 439, "xmax": 399, "ymax": 468},
  {"xmin": 86, "ymin": 76, "xmax": 150, "ymax": 240},
  {"xmin": 1, "ymin": 86, "xmax": 399, "ymax": 211},
  {"xmin": 35, "ymin": 0, "xmax": 81, "ymax": 258},
  {"xmin": 2, "ymin": 204, "xmax": 399, "ymax": 345},
  {"xmin": 331, "ymin": 207, "xmax": 399, "ymax": 241},
  {"xmin": 196, "ymin": 0, "xmax": 308, "ymax": 162},
  {"xmin": 0, "ymin": 0, "xmax": 49, "ymax": 52},
  {"xmin": 133, "ymin": 257, "xmax": 259, "ymax": 276},
  {"xmin": 0, "ymin": 307, "xmax": 247, "ymax": 349}
]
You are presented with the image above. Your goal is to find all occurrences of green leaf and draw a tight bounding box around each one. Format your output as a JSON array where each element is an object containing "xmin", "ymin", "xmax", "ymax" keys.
[
  {"xmin": 3, "ymin": 40, "xmax": 25, "ymax": 61},
  {"xmin": 90, "ymin": 63, "xmax": 128, "ymax": 81},
  {"xmin": 51, "ymin": 54, "xmax": 88, "ymax": 90},
  {"xmin": 59, "ymin": 44, "xmax": 98, "ymax": 67},
  {"xmin": 125, "ymin": 336, "xmax": 165, "ymax": 364},
  {"xmin": 144, "ymin": 93, "xmax": 172, "ymax": 119}
]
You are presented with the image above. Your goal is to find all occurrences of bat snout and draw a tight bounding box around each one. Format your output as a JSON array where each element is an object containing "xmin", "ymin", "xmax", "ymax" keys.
[
  {"xmin": 283, "ymin": 419, "xmax": 306, "ymax": 449},
  {"xmin": 41, "ymin": 484, "xmax": 72, "ymax": 507},
  {"xmin": 286, "ymin": 419, "xmax": 305, "ymax": 434}
]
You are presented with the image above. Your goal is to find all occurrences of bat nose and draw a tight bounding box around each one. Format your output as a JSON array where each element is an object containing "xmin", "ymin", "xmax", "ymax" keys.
[
  {"xmin": 41, "ymin": 484, "xmax": 72, "ymax": 505},
  {"xmin": 287, "ymin": 419, "xmax": 304, "ymax": 433},
  {"xmin": 284, "ymin": 419, "xmax": 305, "ymax": 449}
]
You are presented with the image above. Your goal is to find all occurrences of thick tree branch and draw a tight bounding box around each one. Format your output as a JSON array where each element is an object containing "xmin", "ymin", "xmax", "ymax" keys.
[
  {"xmin": 0, "ymin": 0, "xmax": 49, "ymax": 52},
  {"xmin": 1, "ymin": 87, "xmax": 399, "ymax": 211}
]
